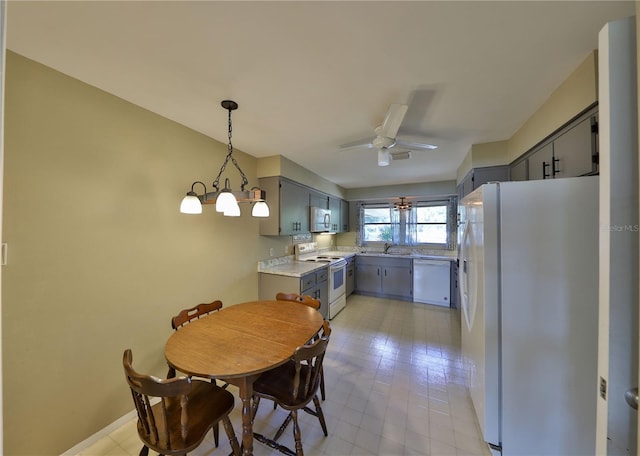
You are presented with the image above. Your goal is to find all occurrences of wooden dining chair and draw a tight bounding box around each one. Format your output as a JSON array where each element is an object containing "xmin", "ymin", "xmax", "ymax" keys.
[
  {"xmin": 171, "ymin": 299, "xmax": 223, "ymax": 330},
  {"xmin": 275, "ymin": 292, "xmax": 328, "ymax": 401},
  {"xmin": 167, "ymin": 299, "xmax": 225, "ymax": 379},
  {"xmin": 123, "ymin": 349, "xmax": 241, "ymax": 456},
  {"xmin": 251, "ymin": 324, "xmax": 331, "ymax": 456},
  {"xmin": 275, "ymin": 292, "xmax": 321, "ymax": 310},
  {"xmin": 167, "ymin": 299, "xmax": 227, "ymax": 446}
]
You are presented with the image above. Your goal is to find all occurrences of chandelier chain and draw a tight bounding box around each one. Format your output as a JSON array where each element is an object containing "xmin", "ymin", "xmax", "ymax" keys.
[{"xmin": 212, "ymin": 105, "xmax": 249, "ymax": 191}]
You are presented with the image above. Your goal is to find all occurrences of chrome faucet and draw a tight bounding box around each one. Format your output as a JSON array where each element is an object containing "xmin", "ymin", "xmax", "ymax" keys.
[{"xmin": 384, "ymin": 243, "xmax": 392, "ymax": 254}]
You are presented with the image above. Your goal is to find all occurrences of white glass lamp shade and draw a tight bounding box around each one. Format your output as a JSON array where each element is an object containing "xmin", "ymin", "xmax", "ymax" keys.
[
  {"xmin": 251, "ymin": 201, "xmax": 270, "ymax": 217},
  {"xmin": 223, "ymin": 200, "xmax": 241, "ymax": 217},
  {"xmin": 377, "ymin": 149, "xmax": 391, "ymax": 166},
  {"xmin": 216, "ymin": 191, "xmax": 238, "ymax": 213},
  {"xmin": 180, "ymin": 194, "xmax": 203, "ymax": 214}
]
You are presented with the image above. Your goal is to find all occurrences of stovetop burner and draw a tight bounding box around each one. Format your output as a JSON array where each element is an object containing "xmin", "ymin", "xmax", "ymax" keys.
[{"xmin": 296, "ymin": 242, "xmax": 347, "ymax": 266}]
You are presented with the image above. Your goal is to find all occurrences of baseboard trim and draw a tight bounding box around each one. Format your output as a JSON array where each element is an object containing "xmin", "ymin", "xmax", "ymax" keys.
[{"xmin": 60, "ymin": 409, "xmax": 137, "ymax": 456}]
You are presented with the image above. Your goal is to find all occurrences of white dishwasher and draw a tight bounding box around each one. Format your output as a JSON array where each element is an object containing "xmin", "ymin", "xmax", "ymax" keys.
[{"xmin": 413, "ymin": 259, "xmax": 451, "ymax": 307}]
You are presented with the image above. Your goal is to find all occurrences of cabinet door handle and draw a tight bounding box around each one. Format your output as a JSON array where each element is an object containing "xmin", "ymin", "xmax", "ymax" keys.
[
  {"xmin": 552, "ymin": 157, "xmax": 560, "ymax": 176},
  {"xmin": 542, "ymin": 161, "xmax": 550, "ymax": 179}
]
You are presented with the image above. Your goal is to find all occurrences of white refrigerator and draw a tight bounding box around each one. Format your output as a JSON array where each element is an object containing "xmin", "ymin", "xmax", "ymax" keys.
[{"xmin": 458, "ymin": 176, "xmax": 599, "ymax": 455}]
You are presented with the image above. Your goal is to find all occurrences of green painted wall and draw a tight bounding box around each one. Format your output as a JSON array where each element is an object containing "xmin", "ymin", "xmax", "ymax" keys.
[{"xmin": 1, "ymin": 51, "xmax": 283, "ymax": 454}]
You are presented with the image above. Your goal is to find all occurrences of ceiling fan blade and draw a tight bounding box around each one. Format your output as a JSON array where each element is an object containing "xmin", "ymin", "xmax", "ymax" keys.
[
  {"xmin": 379, "ymin": 103, "xmax": 408, "ymax": 139},
  {"xmin": 395, "ymin": 138, "xmax": 438, "ymax": 150},
  {"xmin": 339, "ymin": 137, "xmax": 375, "ymax": 150}
]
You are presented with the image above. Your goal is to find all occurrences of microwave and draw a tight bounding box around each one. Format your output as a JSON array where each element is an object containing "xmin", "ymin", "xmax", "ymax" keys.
[{"xmin": 310, "ymin": 207, "xmax": 332, "ymax": 232}]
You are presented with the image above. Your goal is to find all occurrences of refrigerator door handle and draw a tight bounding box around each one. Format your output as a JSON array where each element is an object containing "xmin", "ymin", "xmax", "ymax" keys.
[
  {"xmin": 624, "ymin": 388, "xmax": 638, "ymax": 410},
  {"xmin": 460, "ymin": 221, "xmax": 474, "ymax": 331}
]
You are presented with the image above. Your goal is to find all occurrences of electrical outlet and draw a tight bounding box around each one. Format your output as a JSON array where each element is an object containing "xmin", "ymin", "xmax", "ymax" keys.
[
  {"xmin": 269, "ymin": 248, "xmax": 275, "ymax": 257},
  {"xmin": 285, "ymin": 245, "xmax": 289, "ymax": 254}
]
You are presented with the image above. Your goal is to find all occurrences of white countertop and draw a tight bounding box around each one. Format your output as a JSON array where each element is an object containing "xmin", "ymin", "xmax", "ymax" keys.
[
  {"xmin": 258, "ymin": 251, "xmax": 455, "ymax": 278},
  {"xmin": 356, "ymin": 252, "xmax": 456, "ymax": 261},
  {"xmin": 258, "ymin": 261, "xmax": 328, "ymax": 278}
]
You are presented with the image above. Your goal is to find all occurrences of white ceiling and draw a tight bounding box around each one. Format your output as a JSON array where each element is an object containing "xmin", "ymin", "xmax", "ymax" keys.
[{"xmin": 6, "ymin": 1, "xmax": 635, "ymax": 189}]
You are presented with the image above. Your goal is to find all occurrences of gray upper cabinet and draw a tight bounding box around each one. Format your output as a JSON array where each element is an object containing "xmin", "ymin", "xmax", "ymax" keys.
[
  {"xmin": 509, "ymin": 105, "xmax": 598, "ymax": 181},
  {"xmin": 259, "ymin": 176, "xmax": 350, "ymax": 236},
  {"xmin": 458, "ymin": 165, "xmax": 510, "ymax": 199},
  {"xmin": 259, "ymin": 177, "xmax": 310, "ymax": 236},
  {"xmin": 309, "ymin": 191, "xmax": 328, "ymax": 209},
  {"xmin": 553, "ymin": 114, "xmax": 598, "ymax": 178},
  {"xmin": 528, "ymin": 143, "xmax": 554, "ymax": 181},
  {"xmin": 329, "ymin": 197, "xmax": 341, "ymax": 232},
  {"xmin": 340, "ymin": 199, "xmax": 349, "ymax": 232},
  {"xmin": 509, "ymin": 158, "xmax": 528, "ymax": 181}
]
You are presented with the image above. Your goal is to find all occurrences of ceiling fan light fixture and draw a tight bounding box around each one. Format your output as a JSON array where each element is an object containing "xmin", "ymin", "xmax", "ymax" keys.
[
  {"xmin": 378, "ymin": 149, "xmax": 391, "ymax": 166},
  {"xmin": 394, "ymin": 196, "xmax": 412, "ymax": 211},
  {"xmin": 390, "ymin": 151, "xmax": 412, "ymax": 161}
]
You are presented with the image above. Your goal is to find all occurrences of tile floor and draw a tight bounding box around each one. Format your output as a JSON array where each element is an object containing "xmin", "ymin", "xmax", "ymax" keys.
[{"xmin": 78, "ymin": 295, "xmax": 490, "ymax": 456}]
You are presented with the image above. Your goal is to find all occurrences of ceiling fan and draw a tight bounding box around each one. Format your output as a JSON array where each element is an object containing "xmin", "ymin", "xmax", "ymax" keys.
[{"xmin": 340, "ymin": 103, "xmax": 438, "ymax": 166}]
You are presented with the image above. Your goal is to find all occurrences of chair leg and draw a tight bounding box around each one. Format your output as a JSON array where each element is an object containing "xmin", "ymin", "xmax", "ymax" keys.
[
  {"xmin": 251, "ymin": 395, "xmax": 261, "ymax": 423},
  {"xmin": 320, "ymin": 367, "xmax": 326, "ymax": 401},
  {"xmin": 139, "ymin": 446, "xmax": 149, "ymax": 456},
  {"xmin": 312, "ymin": 395, "xmax": 328, "ymax": 436},
  {"xmin": 213, "ymin": 421, "xmax": 219, "ymax": 447},
  {"xmin": 291, "ymin": 410, "xmax": 304, "ymax": 456},
  {"xmin": 274, "ymin": 412, "xmax": 293, "ymax": 442},
  {"xmin": 222, "ymin": 416, "xmax": 242, "ymax": 456}
]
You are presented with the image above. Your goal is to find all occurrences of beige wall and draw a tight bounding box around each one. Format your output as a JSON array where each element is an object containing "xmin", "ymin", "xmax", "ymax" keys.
[
  {"xmin": 1, "ymin": 52, "xmax": 290, "ymax": 454},
  {"xmin": 456, "ymin": 141, "xmax": 509, "ymax": 183},
  {"xmin": 456, "ymin": 50, "xmax": 599, "ymax": 181},
  {"xmin": 345, "ymin": 180, "xmax": 456, "ymax": 201},
  {"xmin": 258, "ymin": 154, "xmax": 346, "ymax": 198},
  {"xmin": 507, "ymin": 50, "xmax": 599, "ymax": 162}
]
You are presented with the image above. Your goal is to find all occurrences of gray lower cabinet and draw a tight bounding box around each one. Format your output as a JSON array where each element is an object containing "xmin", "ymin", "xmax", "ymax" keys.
[
  {"xmin": 302, "ymin": 269, "xmax": 328, "ymax": 315},
  {"xmin": 450, "ymin": 260, "xmax": 458, "ymax": 309},
  {"xmin": 355, "ymin": 256, "xmax": 413, "ymax": 301},
  {"xmin": 258, "ymin": 267, "xmax": 329, "ymax": 318},
  {"xmin": 346, "ymin": 256, "xmax": 355, "ymax": 296}
]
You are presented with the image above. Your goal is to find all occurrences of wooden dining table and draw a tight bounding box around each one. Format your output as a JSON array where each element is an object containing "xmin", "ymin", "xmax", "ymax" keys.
[{"xmin": 164, "ymin": 299, "xmax": 324, "ymax": 456}]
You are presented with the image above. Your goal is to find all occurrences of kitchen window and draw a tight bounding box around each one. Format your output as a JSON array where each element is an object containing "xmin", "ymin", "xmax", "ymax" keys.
[{"xmin": 359, "ymin": 197, "xmax": 456, "ymax": 249}]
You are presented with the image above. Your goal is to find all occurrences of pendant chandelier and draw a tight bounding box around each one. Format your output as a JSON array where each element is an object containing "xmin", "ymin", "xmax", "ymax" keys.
[
  {"xmin": 394, "ymin": 196, "xmax": 412, "ymax": 211},
  {"xmin": 179, "ymin": 100, "xmax": 270, "ymax": 217}
]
